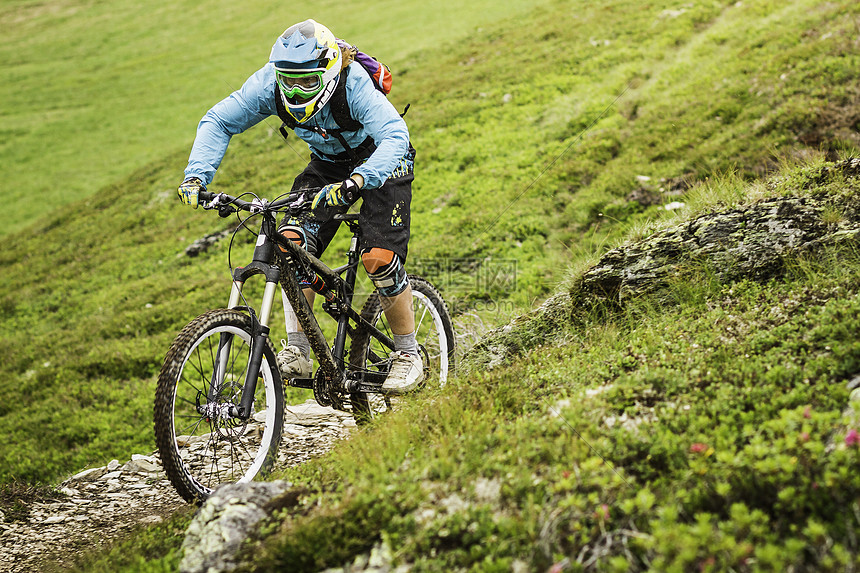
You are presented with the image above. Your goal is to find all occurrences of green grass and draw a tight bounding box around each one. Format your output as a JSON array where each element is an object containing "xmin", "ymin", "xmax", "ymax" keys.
[
  {"xmin": 244, "ymin": 182, "xmax": 860, "ymax": 569},
  {"xmin": 0, "ymin": 0, "xmax": 554, "ymax": 236},
  {"xmin": 0, "ymin": 0, "xmax": 857, "ymax": 487},
  {"xmin": 62, "ymin": 163, "xmax": 860, "ymax": 569},
  {"xmin": 2, "ymin": 0, "xmax": 860, "ymax": 569},
  {"xmin": 224, "ymin": 229, "xmax": 860, "ymax": 572}
]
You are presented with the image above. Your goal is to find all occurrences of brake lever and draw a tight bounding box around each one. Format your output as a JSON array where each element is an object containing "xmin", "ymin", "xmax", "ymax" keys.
[
  {"xmin": 203, "ymin": 193, "xmax": 236, "ymax": 218},
  {"xmin": 288, "ymin": 191, "xmax": 308, "ymax": 210},
  {"xmin": 287, "ymin": 191, "xmax": 317, "ymax": 218},
  {"xmin": 201, "ymin": 193, "xmax": 223, "ymax": 209}
]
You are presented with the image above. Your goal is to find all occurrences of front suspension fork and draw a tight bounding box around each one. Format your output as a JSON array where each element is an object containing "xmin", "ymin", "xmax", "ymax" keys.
[{"xmin": 207, "ymin": 279, "xmax": 280, "ymax": 419}]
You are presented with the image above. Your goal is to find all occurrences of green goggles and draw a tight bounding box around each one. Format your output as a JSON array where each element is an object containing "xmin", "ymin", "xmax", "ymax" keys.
[{"xmin": 276, "ymin": 70, "xmax": 324, "ymax": 99}]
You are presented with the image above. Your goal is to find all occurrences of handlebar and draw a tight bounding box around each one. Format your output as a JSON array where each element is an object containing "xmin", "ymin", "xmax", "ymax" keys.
[{"xmin": 198, "ymin": 189, "xmax": 316, "ymax": 217}]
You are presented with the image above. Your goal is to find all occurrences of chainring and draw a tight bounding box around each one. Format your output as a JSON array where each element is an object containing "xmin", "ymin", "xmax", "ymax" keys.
[
  {"xmin": 312, "ymin": 369, "xmax": 332, "ymax": 407},
  {"xmin": 313, "ymin": 369, "xmax": 344, "ymax": 411}
]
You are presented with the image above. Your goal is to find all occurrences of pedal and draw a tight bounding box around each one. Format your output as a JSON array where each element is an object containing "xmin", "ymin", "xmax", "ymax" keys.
[{"xmin": 287, "ymin": 377, "xmax": 314, "ymax": 389}]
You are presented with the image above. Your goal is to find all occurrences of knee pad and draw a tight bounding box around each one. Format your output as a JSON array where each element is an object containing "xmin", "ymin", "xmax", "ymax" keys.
[
  {"xmin": 277, "ymin": 223, "xmax": 306, "ymax": 252},
  {"xmin": 361, "ymin": 248, "xmax": 408, "ymax": 297},
  {"xmin": 278, "ymin": 223, "xmax": 312, "ymax": 286}
]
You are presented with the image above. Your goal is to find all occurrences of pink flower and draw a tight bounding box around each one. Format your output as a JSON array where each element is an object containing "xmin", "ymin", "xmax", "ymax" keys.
[
  {"xmin": 803, "ymin": 406, "xmax": 812, "ymax": 419},
  {"xmin": 690, "ymin": 442, "xmax": 709, "ymax": 454},
  {"xmin": 799, "ymin": 432, "xmax": 810, "ymax": 443},
  {"xmin": 594, "ymin": 504, "xmax": 610, "ymax": 520},
  {"xmin": 845, "ymin": 429, "xmax": 860, "ymax": 447}
]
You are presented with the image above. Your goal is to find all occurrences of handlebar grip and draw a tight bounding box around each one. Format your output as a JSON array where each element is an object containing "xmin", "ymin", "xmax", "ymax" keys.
[{"xmin": 198, "ymin": 190, "xmax": 216, "ymax": 203}]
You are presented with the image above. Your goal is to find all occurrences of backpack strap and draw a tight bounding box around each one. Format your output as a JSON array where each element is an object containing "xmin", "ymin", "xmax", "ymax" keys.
[{"xmin": 328, "ymin": 69, "xmax": 362, "ymax": 132}]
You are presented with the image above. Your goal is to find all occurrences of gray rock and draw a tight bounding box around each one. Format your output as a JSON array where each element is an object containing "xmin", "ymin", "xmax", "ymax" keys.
[
  {"xmin": 577, "ymin": 196, "xmax": 835, "ymax": 305},
  {"xmin": 179, "ymin": 481, "xmax": 292, "ymax": 573},
  {"xmin": 122, "ymin": 458, "xmax": 161, "ymax": 474},
  {"xmin": 367, "ymin": 540, "xmax": 394, "ymax": 569},
  {"xmin": 184, "ymin": 229, "xmax": 233, "ymax": 257},
  {"xmin": 466, "ymin": 159, "xmax": 860, "ymax": 369},
  {"xmin": 69, "ymin": 467, "xmax": 107, "ymax": 482},
  {"xmin": 285, "ymin": 399, "xmax": 344, "ymax": 425}
]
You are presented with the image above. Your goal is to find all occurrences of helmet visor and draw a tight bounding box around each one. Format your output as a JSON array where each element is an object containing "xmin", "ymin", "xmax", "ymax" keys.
[{"xmin": 276, "ymin": 70, "xmax": 324, "ymax": 102}]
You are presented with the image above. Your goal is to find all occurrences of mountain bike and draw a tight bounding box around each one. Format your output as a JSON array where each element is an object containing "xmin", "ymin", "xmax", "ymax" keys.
[{"xmin": 153, "ymin": 189, "xmax": 455, "ymax": 503}]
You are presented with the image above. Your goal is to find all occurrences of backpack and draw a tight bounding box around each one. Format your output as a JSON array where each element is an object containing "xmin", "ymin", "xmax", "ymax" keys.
[
  {"xmin": 274, "ymin": 41, "xmax": 404, "ymax": 162},
  {"xmin": 337, "ymin": 40, "xmax": 393, "ymax": 96}
]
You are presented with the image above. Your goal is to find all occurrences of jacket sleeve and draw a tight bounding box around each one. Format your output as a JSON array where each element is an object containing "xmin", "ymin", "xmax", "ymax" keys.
[
  {"xmin": 345, "ymin": 65, "xmax": 410, "ymax": 189},
  {"xmin": 183, "ymin": 65, "xmax": 278, "ymax": 186}
]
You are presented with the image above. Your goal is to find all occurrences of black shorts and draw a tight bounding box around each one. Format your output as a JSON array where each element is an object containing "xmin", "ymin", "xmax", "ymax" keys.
[{"xmin": 281, "ymin": 148, "xmax": 415, "ymax": 262}]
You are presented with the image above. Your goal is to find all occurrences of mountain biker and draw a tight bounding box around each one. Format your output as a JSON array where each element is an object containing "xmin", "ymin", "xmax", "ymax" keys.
[{"xmin": 177, "ymin": 19, "xmax": 423, "ymax": 395}]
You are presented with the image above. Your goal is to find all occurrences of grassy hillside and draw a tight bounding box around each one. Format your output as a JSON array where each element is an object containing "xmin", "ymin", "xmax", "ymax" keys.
[
  {"xmin": 68, "ymin": 160, "xmax": 860, "ymax": 572},
  {"xmin": 236, "ymin": 181, "xmax": 860, "ymax": 573},
  {"xmin": 0, "ymin": 0, "xmax": 554, "ymax": 483},
  {"xmin": 0, "ymin": 0, "xmax": 857, "ymax": 486},
  {"xmin": 1, "ymin": 0, "xmax": 859, "ymax": 567},
  {"xmin": 0, "ymin": 0, "xmax": 552, "ymax": 236}
]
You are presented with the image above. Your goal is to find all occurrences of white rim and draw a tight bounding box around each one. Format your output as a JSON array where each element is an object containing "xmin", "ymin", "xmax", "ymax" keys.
[
  {"xmin": 412, "ymin": 290, "xmax": 449, "ymax": 385},
  {"xmin": 173, "ymin": 324, "xmax": 277, "ymax": 492}
]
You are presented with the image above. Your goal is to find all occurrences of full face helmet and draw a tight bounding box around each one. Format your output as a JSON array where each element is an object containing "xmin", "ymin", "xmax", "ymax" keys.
[{"xmin": 270, "ymin": 19, "xmax": 343, "ymax": 124}]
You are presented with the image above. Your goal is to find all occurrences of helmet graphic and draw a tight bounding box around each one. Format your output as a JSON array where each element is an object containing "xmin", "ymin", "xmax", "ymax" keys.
[{"xmin": 270, "ymin": 20, "xmax": 343, "ymax": 124}]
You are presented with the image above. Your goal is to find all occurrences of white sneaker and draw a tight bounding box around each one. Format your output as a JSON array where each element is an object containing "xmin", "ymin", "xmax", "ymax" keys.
[
  {"xmin": 381, "ymin": 352, "xmax": 425, "ymax": 395},
  {"xmin": 277, "ymin": 341, "xmax": 312, "ymax": 379}
]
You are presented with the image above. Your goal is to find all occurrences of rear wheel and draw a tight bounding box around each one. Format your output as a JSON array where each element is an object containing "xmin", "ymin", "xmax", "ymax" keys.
[
  {"xmin": 349, "ymin": 275, "xmax": 455, "ymax": 423},
  {"xmin": 154, "ymin": 309, "xmax": 284, "ymax": 503}
]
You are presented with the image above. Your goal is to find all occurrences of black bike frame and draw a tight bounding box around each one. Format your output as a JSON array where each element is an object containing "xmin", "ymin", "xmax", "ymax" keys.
[{"xmin": 222, "ymin": 209, "xmax": 394, "ymax": 418}]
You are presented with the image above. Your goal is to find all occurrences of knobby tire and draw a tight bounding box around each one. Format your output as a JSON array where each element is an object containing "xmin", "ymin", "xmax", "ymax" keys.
[{"xmin": 154, "ymin": 309, "xmax": 284, "ymax": 503}]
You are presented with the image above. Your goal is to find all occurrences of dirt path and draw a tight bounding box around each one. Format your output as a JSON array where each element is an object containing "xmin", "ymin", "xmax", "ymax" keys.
[{"xmin": 0, "ymin": 401, "xmax": 354, "ymax": 572}]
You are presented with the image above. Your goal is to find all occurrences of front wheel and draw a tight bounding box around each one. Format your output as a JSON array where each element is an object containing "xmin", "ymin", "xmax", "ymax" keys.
[
  {"xmin": 349, "ymin": 275, "xmax": 455, "ymax": 422},
  {"xmin": 154, "ymin": 309, "xmax": 284, "ymax": 503}
]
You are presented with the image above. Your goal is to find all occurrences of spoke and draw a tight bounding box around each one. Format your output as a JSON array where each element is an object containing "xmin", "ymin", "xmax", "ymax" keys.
[
  {"xmin": 192, "ymin": 341, "xmax": 207, "ymax": 382},
  {"xmin": 204, "ymin": 332, "xmax": 221, "ymax": 397},
  {"xmin": 180, "ymin": 351, "xmax": 209, "ymax": 398},
  {"xmin": 175, "ymin": 413, "xmax": 208, "ymax": 422},
  {"xmin": 222, "ymin": 431, "xmax": 238, "ymax": 480},
  {"xmin": 177, "ymin": 415, "xmax": 208, "ymax": 437},
  {"xmin": 203, "ymin": 432, "xmax": 221, "ymax": 488},
  {"xmin": 366, "ymin": 350, "xmax": 387, "ymax": 369},
  {"xmin": 415, "ymin": 304, "xmax": 429, "ymax": 334},
  {"xmin": 230, "ymin": 430, "xmax": 255, "ymax": 478},
  {"xmin": 372, "ymin": 309, "xmax": 392, "ymax": 361},
  {"xmin": 175, "ymin": 393, "xmax": 203, "ymax": 409},
  {"xmin": 177, "ymin": 380, "xmax": 206, "ymax": 407},
  {"xmin": 227, "ymin": 340, "xmax": 246, "ymax": 383},
  {"xmin": 231, "ymin": 422, "xmax": 251, "ymax": 475},
  {"xmin": 380, "ymin": 309, "xmax": 392, "ymax": 338},
  {"xmin": 419, "ymin": 331, "xmax": 441, "ymax": 357}
]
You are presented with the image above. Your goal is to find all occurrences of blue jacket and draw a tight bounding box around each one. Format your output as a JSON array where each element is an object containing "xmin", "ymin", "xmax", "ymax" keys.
[{"xmin": 184, "ymin": 61, "xmax": 409, "ymax": 190}]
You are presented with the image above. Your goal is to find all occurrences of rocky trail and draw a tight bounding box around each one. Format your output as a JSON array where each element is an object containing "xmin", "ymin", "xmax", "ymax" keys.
[{"xmin": 0, "ymin": 400, "xmax": 354, "ymax": 573}]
